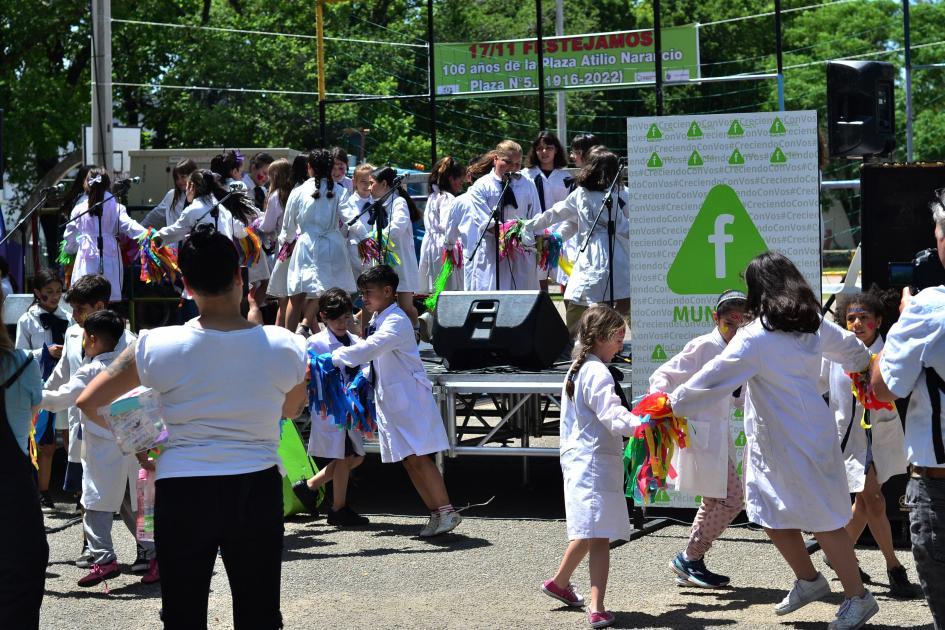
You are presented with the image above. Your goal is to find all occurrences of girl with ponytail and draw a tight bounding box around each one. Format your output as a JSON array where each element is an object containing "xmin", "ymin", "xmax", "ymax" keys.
[{"xmin": 543, "ymin": 305, "xmax": 639, "ymax": 628}]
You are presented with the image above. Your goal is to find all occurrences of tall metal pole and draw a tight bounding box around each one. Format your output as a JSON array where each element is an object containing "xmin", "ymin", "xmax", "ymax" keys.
[
  {"xmin": 904, "ymin": 0, "xmax": 913, "ymax": 161},
  {"xmin": 91, "ymin": 0, "xmax": 113, "ymax": 169},
  {"xmin": 554, "ymin": 0, "xmax": 566, "ymax": 141},
  {"xmin": 653, "ymin": 0, "xmax": 664, "ymax": 115},
  {"xmin": 536, "ymin": 0, "xmax": 546, "ymax": 130},
  {"xmin": 775, "ymin": 0, "xmax": 785, "ymax": 111},
  {"xmin": 427, "ymin": 0, "xmax": 438, "ymax": 166},
  {"xmin": 316, "ymin": 0, "xmax": 327, "ymax": 146}
]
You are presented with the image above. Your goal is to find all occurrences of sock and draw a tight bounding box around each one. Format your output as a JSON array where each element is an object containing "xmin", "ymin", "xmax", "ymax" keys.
[
  {"xmin": 437, "ymin": 504, "xmax": 454, "ymax": 515},
  {"xmin": 683, "ymin": 551, "xmax": 699, "ymax": 562}
]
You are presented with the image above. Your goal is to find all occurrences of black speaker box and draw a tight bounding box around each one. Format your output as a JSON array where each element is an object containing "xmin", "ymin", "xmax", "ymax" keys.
[
  {"xmin": 432, "ymin": 291, "xmax": 569, "ymax": 371},
  {"xmin": 827, "ymin": 60, "xmax": 895, "ymax": 158},
  {"xmin": 860, "ymin": 162, "xmax": 945, "ymax": 293}
]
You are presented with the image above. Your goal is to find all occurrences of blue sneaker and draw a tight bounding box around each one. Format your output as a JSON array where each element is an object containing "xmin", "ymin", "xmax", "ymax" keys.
[{"xmin": 670, "ymin": 552, "xmax": 730, "ymax": 588}]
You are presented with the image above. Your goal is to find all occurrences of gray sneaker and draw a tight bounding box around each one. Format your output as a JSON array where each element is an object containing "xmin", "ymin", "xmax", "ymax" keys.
[
  {"xmin": 418, "ymin": 513, "xmax": 440, "ymax": 537},
  {"xmin": 430, "ymin": 510, "xmax": 462, "ymax": 536},
  {"xmin": 827, "ymin": 590, "xmax": 878, "ymax": 630},
  {"xmin": 775, "ymin": 572, "xmax": 831, "ymax": 615}
]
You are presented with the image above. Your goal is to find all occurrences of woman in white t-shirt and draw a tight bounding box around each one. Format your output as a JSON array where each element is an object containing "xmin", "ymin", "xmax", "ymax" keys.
[{"xmin": 77, "ymin": 224, "xmax": 308, "ymax": 630}]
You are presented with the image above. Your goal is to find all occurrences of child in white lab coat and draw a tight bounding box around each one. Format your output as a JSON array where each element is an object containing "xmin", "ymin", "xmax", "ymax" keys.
[
  {"xmin": 292, "ymin": 288, "xmax": 369, "ymax": 527},
  {"xmin": 663, "ymin": 252, "xmax": 879, "ymax": 630},
  {"xmin": 823, "ymin": 290, "xmax": 919, "ymax": 598},
  {"xmin": 330, "ymin": 265, "xmax": 460, "ymax": 537},
  {"xmin": 41, "ymin": 310, "xmax": 158, "ymax": 586},
  {"xmin": 541, "ymin": 305, "xmax": 641, "ymax": 629},
  {"xmin": 650, "ymin": 290, "xmax": 748, "ymax": 588}
]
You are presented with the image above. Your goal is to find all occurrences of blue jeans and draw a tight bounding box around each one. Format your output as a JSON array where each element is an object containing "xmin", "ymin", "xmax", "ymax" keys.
[{"xmin": 907, "ymin": 476, "xmax": 945, "ymax": 630}]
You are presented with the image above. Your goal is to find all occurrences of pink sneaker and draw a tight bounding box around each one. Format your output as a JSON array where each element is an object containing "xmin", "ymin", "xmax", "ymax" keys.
[
  {"xmin": 541, "ymin": 579, "xmax": 585, "ymax": 607},
  {"xmin": 77, "ymin": 561, "xmax": 121, "ymax": 587},
  {"xmin": 588, "ymin": 610, "xmax": 615, "ymax": 628},
  {"xmin": 141, "ymin": 559, "xmax": 160, "ymax": 584}
]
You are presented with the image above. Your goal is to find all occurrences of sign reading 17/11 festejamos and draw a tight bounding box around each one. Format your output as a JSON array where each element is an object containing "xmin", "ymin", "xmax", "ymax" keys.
[
  {"xmin": 434, "ymin": 26, "xmax": 699, "ymax": 96},
  {"xmin": 626, "ymin": 111, "xmax": 820, "ymax": 508}
]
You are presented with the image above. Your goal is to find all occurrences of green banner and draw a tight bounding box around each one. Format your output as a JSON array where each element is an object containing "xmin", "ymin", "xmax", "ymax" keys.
[{"xmin": 433, "ymin": 25, "xmax": 699, "ymax": 97}]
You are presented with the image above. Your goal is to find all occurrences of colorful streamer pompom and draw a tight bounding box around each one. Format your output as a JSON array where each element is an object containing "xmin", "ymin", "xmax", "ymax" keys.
[
  {"xmin": 57, "ymin": 239, "xmax": 76, "ymax": 267},
  {"xmin": 358, "ymin": 233, "xmax": 401, "ymax": 267},
  {"xmin": 623, "ymin": 391, "xmax": 690, "ymax": 504},
  {"xmin": 846, "ymin": 354, "xmax": 894, "ymax": 413},
  {"xmin": 423, "ymin": 243, "xmax": 463, "ymax": 311},
  {"xmin": 237, "ymin": 226, "xmax": 263, "ymax": 267},
  {"xmin": 498, "ymin": 219, "xmax": 527, "ymax": 262},
  {"xmin": 535, "ymin": 230, "xmax": 563, "ymax": 271},
  {"xmin": 137, "ymin": 228, "xmax": 180, "ymax": 284},
  {"xmin": 307, "ymin": 350, "xmax": 377, "ymax": 437},
  {"xmin": 277, "ymin": 239, "xmax": 296, "ymax": 262},
  {"xmin": 558, "ymin": 255, "xmax": 574, "ymax": 277}
]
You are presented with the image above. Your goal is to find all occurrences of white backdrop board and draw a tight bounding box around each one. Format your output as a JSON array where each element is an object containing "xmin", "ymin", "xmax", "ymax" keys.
[{"xmin": 626, "ymin": 110, "xmax": 820, "ymax": 507}]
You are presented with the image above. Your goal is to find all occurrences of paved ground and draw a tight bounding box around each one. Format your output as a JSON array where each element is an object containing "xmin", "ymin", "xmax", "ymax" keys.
[{"xmin": 40, "ymin": 456, "xmax": 933, "ymax": 629}]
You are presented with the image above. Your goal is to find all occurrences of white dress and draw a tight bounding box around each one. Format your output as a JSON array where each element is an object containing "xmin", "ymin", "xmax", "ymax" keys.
[
  {"xmin": 62, "ymin": 196, "xmax": 146, "ymax": 302},
  {"xmin": 669, "ymin": 317, "xmax": 870, "ymax": 531},
  {"xmin": 461, "ymin": 171, "xmax": 542, "ymax": 291},
  {"xmin": 649, "ymin": 328, "xmax": 741, "ymax": 499},
  {"xmin": 348, "ymin": 196, "xmax": 420, "ymax": 293},
  {"xmin": 418, "ymin": 186, "xmax": 462, "ymax": 292},
  {"xmin": 525, "ymin": 187, "xmax": 631, "ymax": 305},
  {"xmin": 522, "ymin": 167, "xmax": 572, "ymax": 283},
  {"xmin": 280, "ymin": 179, "xmax": 356, "ymax": 296},
  {"xmin": 822, "ymin": 336, "xmax": 908, "ymax": 492},
  {"xmin": 307, "ymin": 329, "xmax": 367, "ymax": 459},
  {"xmin": 560, "ymin": 355, "xmax": 640, "ymax": 541},
  {"xmin": 331, "ymin": 303, "xmax": 448, "ymax": 463}
]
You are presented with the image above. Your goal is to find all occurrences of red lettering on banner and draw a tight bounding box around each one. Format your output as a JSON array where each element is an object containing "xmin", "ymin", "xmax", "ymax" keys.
[{"xmin": 641, "ymin": 31, "xmax": 653, "ymax": 46}]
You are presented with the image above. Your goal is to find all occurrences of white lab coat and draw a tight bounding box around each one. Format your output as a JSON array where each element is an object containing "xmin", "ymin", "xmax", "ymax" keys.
[
  {"xmin": 418, "ymin": 186, "xmax": 462, "ymax": 292},
  {"xmin": 525, "ymin": 187, "xmax": 631, "ymax": 305},
  {"xmin": 649, "ymin": 328, "xmax": 741, "ymax": 499},
  {"xmin": 461, "ymin": 171, "xmax": 542, "ymax": 291},
  {"xmin": 822, "ymin": 336, "xmax": 907, "ymax": 492},
  {"xmin": 62, "ymin": 197, "xmax": 146, "ymax": 302},
  {"xmin": 41, "ymin": 349, "xmax": 138, "ymax": 512},
  {"xmin": 280, "ymin": 179, "xmax": 356, "ymax": 296},
  {"xmin": 340, "ymin": 192, "xmax": 374, "ymax": 280},
  {"xmin": 15, "ymin": 304, "xmax": 70, "ymax": 363},
  {"xmin": 156, "ymin": 195, "xmax": 247, "ymax": 245},
  {"xmin": 331, "ymin": 303, "xmax": 448, "ymax": 463},
  {"xmin": 669, "ymin": 317, "xmax": 870, "ymax": 532},
  {"xmin": 560, "ymin": 355, "xmax": 640, "ymax": 541},
  {"xmin": 264, "ymin": 194, "xmax": 291, "ymax": 298},
  {"xmin": 153, "ymin": 188, "xmax": 188, "ymax": 227},
  {"xmin": 307, "ymin": 329, "xmax": 367, "ymax": 459},
  {"xmin": 348, "ymin": 195, "xmax": 420, "ymax": 293},
  {"xmin": 445, "ymin": 192, "xmax": 479, "ymax": 290},
  {"xmin": 522, "ymin": 166, "xmax": 573, "ymax": 283}
]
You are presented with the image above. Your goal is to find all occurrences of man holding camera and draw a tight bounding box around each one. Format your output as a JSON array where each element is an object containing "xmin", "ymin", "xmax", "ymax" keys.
[{"xmin": 872, "ymin": 195, "xmax": 945, "ymax": 629}]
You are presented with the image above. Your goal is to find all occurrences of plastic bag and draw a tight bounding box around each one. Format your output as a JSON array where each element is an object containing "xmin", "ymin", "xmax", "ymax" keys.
[{"xmin": 98, "ymin": 386, "xmax": 169, "ymax": 456}]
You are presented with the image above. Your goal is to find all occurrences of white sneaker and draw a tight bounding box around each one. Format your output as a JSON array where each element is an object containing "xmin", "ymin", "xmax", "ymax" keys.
[
  {"xmin": 418, "ymin": 311, "xmax": 434, "ymax": 342},
  {"xmin": 827, "ymin": 590, "xmax": 878, "ymax": 630},
  {"xmin": 419, "ymin": 513, "xmax": 440, "ymax": 537},
  {"xmin": 775, "ymin": 572, "xmax": 831, "ymax": 615},
  {"xmin": 431, "ymin": 510, "xmax": 462, "ymax": 535}
]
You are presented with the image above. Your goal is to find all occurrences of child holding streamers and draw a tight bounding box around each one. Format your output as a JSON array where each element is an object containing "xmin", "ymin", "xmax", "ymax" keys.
[
  {"xmin": 292, "ymin": 288, "xmax": 369, "ymax": 527},
  {"xmin": 656, "ymin": 252, "xmax": 879, "ymax": 630},
  {"xmin": 16, "ymin": 269, "xmax": 69, "ymax": 513},
  {"xmin": 523, "ymin": 132, "xmax": 571, "ymax": 289},
  {"xmin": 419, "ymin": 157, "xmax": 466, "ymax": 294},
  {"xmin": 823, "ymin": 290, "xmax": 920, "ymax": 598},
  {"xmin": 649, "ymin": 290, "xmax": 748, "ymax": 588},
  {"xmin": 329, "ymin": 265, "xmax": 460, "ymax": 537},
  {"xmin": 541, "ymin": 305, "xmax": 641, "ymax": 629}
]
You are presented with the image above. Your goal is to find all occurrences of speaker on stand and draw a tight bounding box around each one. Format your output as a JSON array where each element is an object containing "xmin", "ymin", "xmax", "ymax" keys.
[{"xmin": 827, "ymin": 60, "xmax": 896, "ymax": 159}]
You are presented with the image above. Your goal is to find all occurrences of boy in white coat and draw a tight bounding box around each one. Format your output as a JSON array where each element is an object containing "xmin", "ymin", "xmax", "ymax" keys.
[
  {"xmin": 649, "ymin": 290, "xmax": 748, "ymax": 588},
  {"xmin": 41, "ymin": 311, "xmax": 156, "ymax": 587},
  {"xmin": 330, "ymin": 265, "xmax": 461, "ymax": 537}
]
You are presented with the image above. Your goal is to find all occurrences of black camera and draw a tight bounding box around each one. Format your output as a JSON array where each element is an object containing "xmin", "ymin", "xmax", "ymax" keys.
[{"xmin": 888, "ymin": 248, "xmax": 945, "ymax": 291}]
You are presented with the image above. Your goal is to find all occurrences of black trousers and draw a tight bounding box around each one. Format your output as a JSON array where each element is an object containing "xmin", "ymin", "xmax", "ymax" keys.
[
  {"xmin": 0, "ymin": 474, "xmax": 48, "ymax": 630},
  {"xmin": 155, "ymin": 466, "xmax": 284, "ymax": 630}
]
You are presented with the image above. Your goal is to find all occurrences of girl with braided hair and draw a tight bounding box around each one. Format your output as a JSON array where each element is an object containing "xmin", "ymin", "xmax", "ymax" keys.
[{"xmin": 541, "ymin": 305, "xmax": 640, "ymax": 629}]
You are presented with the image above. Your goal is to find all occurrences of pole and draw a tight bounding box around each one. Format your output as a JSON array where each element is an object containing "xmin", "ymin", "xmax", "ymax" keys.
[
  {"xmin": 316, "ymin": 0, "xmax": 327, "ymax": 146},
  {"xmin": 319, "ymin": 101, "xmax": 326, "ymax": 147},
  {"xmin": 536, "ymin": 0, "xmax": 546, "ymax": 130},
  {"xmin": 775, "ymin": 0, "xmax": 785, "ymax": 111},
  {"xmin": 554, "ymin": 0, "xmax": 566, "ymax": 141},
  {"xmin": 427, "ymin": 0, "xmax": 438, "ymax": 166},
  {"xmin": 904, "ymin": 0, "xmax": 913, "ymax": 161},
  {"xmin": 653, "ymin": 0, "xmax": 664, "ymax": 116},
  {"xmin": 91, "ymin": 0, "xmax": 113, "ymax": 169}
]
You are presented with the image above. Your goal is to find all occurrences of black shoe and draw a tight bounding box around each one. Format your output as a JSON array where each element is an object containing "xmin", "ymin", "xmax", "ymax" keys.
[
  {"xmin": 76, "ymin": 542, "xmax": 93, "ymax": 569},
  {"xmin": 131, "ymin": 545, "xmax": 150, "ymax": 573},
  {"xmin": 887, "ymin": 565, "xmax": 922, "ymax": 599},
  {"xmin": 291, "ymin": 481, "xmax": 320, "ymax": 516},
  {"xmin": 39, "ymin": 492, "xmax": 56, "ymax": 514},
  {"xmin": 327, "ymin": 506, "xmax": 370, "ymax": 527},
  {"xmin": 825, "ymin": 556, "xmax": 872, "ymax": 584}
]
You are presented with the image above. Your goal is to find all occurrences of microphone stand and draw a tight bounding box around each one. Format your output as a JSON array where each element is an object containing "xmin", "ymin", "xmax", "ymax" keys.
[
  {"xmin": 345, "ymin": 176, "xmax": 404, "ymax": 227},
  {"xmin": 578, "ymin": 163, "xmax": 625, "ymax": 308},
  {"xmin": 467, "ymin": 173, "xmax": 514, "ymax": 291},
  {"xmin": 346, "ymin": 178, "xmax": 404, "ymax": 264},
  {"xmin": 2, "ymin": 189, "xmax": 54, "ymax": 290}
]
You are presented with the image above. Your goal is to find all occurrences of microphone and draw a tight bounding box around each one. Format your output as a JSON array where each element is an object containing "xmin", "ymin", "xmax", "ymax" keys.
[
  {"xmin": 228, "ymin": 182, "xmax": 244, "ymax": 191},
  {"xmin": 115, "ymin": 176, "xmax": 141, "ymax": 186},
  {"xmin": 41, "ymin": 183, "xmax": 65, "ymax": 193},
  {"xmin": 611, "ymin": 353, "xmax": 631, "ymax": 364},
  {"xmin": 504, "ymin": 171, "xmax": 522, "ymax": 182}
]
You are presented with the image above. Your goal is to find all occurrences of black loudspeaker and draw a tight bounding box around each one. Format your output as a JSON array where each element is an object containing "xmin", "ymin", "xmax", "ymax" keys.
[
  {"xmin": 860, "ymin": 162, "xmax": 945, "ymax": 292},
  {"xmin": 432, "ymin": 291, "xmax": 569, "ymax": 371},
  {"xmin": 827, "ymin": 60, "xmax": 895, "ymax": 158}
]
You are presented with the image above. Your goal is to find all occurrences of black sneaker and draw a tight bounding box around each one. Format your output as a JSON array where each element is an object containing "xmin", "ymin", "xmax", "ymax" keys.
[
  {"xmin": 76, "ymin": 542, "xmax": 93, "ymax": 569},
  {"xmin": 39, "ymin": 492, "xmax": 56, "ymax": 514},
  {"xmin": 131, "ymin": 545, "xmax": 150, "ymax": 573},
  {"xmin": 670, "ymin": 552, "xmax": 730, "ymax": 588},
  {"xmin": 887, "ymin": 565, "xmax": 922, "ymax": 599},
  {"xmin": 825, "ymin": 556, "xmax": 872, "ymax": 584},
  {"xmin": 291, "ymin": 480, "xmax": 320, "ymax": 516},
  {"xmin": 327, "ymin": 506, "xmax": 370, "ymax": 527}
]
